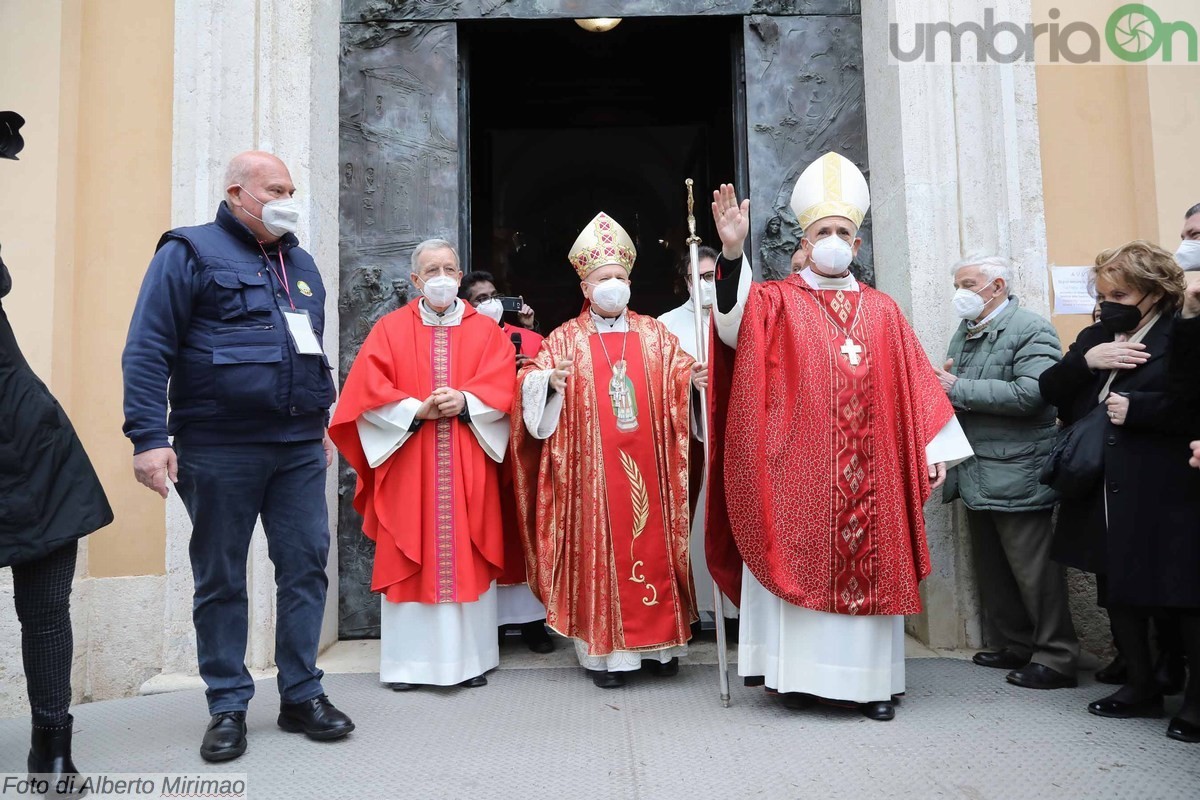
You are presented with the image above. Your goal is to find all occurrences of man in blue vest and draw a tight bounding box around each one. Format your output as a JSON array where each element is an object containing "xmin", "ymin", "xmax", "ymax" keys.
[{"xmin": 122, "ymin": 151, "xmax": 353, "ymax": 762}]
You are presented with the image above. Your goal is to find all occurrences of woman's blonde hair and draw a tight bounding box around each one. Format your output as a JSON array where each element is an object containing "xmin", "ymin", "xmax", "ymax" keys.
[{"xmin": 1091, "ymin": 240, "xmax": 1185, "ymax": 312}]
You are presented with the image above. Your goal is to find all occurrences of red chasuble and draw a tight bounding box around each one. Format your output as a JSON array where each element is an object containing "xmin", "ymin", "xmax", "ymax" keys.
[
  {"xmin": 329, "ymin": 302, "xmax": 516, "ymax": 604},
  {"xmin": 498, "ymin": 324, "xmax": 543, "ymax": 586},
  {"xmin": 706, "ymin": 278, "xmax": 953, "ymax": 616},
  {"xmin": 511, "ymin": 311, "xmax": 697, "ymax": 655}
]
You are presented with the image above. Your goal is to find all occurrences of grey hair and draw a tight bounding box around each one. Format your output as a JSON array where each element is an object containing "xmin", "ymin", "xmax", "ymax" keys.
[
  {"xmin": 411, "ymin": 238, "xmax": 459, "ymax": 272},
  {"xmin": 1186, "ymin": 202, "xmax": 1200, "ymax": 219},
  {"xmin": 951, "ymin": 254, "xmax": 1012, "ymax": 284}
]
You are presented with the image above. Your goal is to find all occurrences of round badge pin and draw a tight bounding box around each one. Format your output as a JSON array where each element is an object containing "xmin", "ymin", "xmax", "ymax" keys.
[{"xmin": 297, "ymin": 280, "xmax": 313, "ymax": 297}]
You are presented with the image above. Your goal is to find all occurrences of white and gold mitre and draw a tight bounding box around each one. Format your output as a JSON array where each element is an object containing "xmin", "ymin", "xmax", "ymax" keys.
[
  {"xmin": 568, "ymin": 211, "xmax": 636, "ymax": 279},
  {"xmin": 789, "ymin": 152, "xmax": 870, "ymax": 231}
]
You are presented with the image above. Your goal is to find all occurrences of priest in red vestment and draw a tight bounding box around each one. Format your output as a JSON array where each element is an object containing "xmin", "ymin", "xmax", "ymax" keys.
[
  {"xmin": 329, "ymin": 239, "xmax": 515, "ymax": 690},
  {"xmin": 512, "ymin": 212, "xmax": 704, "ymax": 689},
  {"xmin": 705, "ymin": 154, "xmax": 973, "ymax": 720},
  {"xmin": 458, "ymin": 271, "xmax": 555, "ymax": 654}
]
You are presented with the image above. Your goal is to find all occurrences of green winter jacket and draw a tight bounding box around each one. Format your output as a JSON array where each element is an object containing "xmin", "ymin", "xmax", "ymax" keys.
[{"xmin": 942, "ymin": 297, "xmax": 1062, "ymax": 512}]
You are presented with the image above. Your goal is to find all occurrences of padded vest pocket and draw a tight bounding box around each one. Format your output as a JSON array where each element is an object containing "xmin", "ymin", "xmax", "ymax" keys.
[
  {"xmin": 212, "ymin": 344, "xmax": 284, "ymax": 411},
  {"xmin": 212, "ymin": 271, "xmax": 274, "ymax": 320}
]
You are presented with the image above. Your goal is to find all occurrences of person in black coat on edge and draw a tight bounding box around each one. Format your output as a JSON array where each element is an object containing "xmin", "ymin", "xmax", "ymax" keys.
[
  {"xmin": 1038, "ymin": 240, "xmax": 1200, "ymax": 744},
  {"xmin": 1, "ymin": 111, "xmax": 113, "ymax": 793}
]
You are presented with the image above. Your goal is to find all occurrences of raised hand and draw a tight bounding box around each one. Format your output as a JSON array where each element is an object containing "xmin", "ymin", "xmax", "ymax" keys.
[
  {"xmin": 711, "ymin": 183, "xmax": 750, "ymax": 260},
  {"xmin": 518, "ymin": 298, "xmax": 536, "ymax": 328},
  {"xmin": 550, "ymin": 358, "xmax": 574, "ymax": 394}
]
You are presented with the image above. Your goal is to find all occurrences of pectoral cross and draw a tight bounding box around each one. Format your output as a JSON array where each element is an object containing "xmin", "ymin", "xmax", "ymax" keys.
[{"xmin": 840, "ymin": 337, "xmax": 863, "ymax": 367}]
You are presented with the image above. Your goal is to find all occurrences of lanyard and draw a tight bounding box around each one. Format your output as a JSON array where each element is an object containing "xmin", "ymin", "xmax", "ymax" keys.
[{"xmin": 258, "ymin": 243, "xmax": 295, "ymax": 311}]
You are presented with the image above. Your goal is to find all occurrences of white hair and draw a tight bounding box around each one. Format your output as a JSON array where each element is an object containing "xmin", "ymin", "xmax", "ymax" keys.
[
  {"xmin": 952, "ymin": 254, "xmax": 1011, "ymax": 284},
  {"xmin": 411, "ymin": 239, "xmax": 459, "ymax": 272}
]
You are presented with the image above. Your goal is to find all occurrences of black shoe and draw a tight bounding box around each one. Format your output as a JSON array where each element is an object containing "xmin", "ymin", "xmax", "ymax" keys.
[
  {"xmin": 1095, "ymin": 654, "xmax": 1127, "ymax": 685},
  {"xmin": 1087, "ymin": 691, "xmax": 1164, "ymax": 719},
  {"xmin": 744, "ymin": 675, "xmax": 765, "ymax": 687},
  {"xmin": 1006, "ymin": 663, "xmax": 1078, "ymax": 690},
  {"xmin": 28, "ymin": 715, "xmax": 87, "ymax": 798},
  {"xmin": 200, "ymin": 711, "xmax": 247, "ymax": 763},
  {"xmin": 459, "ymin": 675, "xmax": 488, "ymax": 688},
  {"xmin": 520, "ymin": 621, "xmax": 556, "ymax": 654},
  {"xmin": 277, "ymin": 694, "xmax": 355, "ymax": 741},
  {"xmin": 1155, "ymin": 652, "xmax": 1187, "ymax": 696},
  {"xmin": 591, "ymin": 670, "xmax": 626, "ymax": 689},
  {"xmin": 1167, "ymin": 716, "xmax": 1200, "ymax": 743},
  {"xmin": 780, "ymin": 692, "xmax": 817, "ymax": 710},
  {"xmin": 972, "ymin": 649, "xmax": 1030, "ymax": 670},
  {"xmin": 388, "ymin": 682, "xmax": 419, "ymax": 692},
  {"xmin": 642, "ymin": 657, "xmax": 679, "ymax": 677},
  {"xmin": 860, "ymin": 701, "xmax": 895, "ymax": 721}
]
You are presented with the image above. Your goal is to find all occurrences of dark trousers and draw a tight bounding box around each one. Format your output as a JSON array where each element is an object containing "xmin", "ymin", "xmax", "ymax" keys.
[
  {"xmin": 11, "ymin": 541, "xmax": 78, "ymax": 726},
  {"xmin": 967, "ymin": 508, "xmax": 1080, "ymax": 675},
  {"xmin": 175, "ymin": 441, "xmax": 329, "ymax": 714}
]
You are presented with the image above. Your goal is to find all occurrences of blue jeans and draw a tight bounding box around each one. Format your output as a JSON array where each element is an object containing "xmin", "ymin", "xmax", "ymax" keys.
[{"xmin": 175, "ymin": 441, "xmax": 329, "ymax": 714}]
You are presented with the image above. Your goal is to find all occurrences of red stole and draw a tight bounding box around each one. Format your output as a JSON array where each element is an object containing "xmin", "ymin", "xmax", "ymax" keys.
[
  {"xmin": 588, "ymin": 331, "xmax": 681, "ymax": 648},
  {"xmin": 329, "ymin": 302, "xmax": 516, "ymax": 604},
  {"xmin": 706, "ymin": 278, "xmax": 953, "ymax": 616}
]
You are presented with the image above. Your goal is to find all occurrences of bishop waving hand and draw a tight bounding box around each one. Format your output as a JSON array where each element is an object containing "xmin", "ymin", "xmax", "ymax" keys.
[{"xmin": 703, "ymin": 154, "xmax": 973, "ymax": 721}]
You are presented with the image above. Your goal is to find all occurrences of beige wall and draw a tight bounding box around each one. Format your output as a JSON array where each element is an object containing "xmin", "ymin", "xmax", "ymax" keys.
[
  {"xmin": 0, "ymin": 0, "xmax": 173, "ymax": 577},
  {"xmin": 1037, "ymin": 60, "xmax": 1200, "ymax": 348}
]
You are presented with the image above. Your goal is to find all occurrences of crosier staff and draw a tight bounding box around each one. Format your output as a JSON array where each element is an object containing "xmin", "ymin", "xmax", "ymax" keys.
[{"xmin": 685, "ymin": 178, "xmax": 730, "ymax": 707}]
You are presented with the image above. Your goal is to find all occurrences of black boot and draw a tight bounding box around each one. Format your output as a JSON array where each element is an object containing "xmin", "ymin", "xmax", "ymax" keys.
[
  {"xmin": 591, "ymin": 670, "xmax": 626, "ymax": 689},
  {"xmin": 28, "ymin": 715, "xmax": 87, "ymax": 798},
  {"xmin": 520, "ymin": 621, "xmax": 555, "ymax": 654},
  {"xmin": 641, "ymin": 657, "xmax": 679, "ymax": 677}
]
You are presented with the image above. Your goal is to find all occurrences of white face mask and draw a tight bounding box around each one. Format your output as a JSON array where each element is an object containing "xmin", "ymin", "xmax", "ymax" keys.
[
  {"xmin": 810, "ymin": 236, "xmax": 854, "ymax": 275},
  {"xmin": 590, "ymin": 277, "xmax": 631, "ymax": 314},
  {"xmin": 1176, "ymin": 239, "xmax": 1200, "ymax": 271},
  {"xmin": 420, "ymin": 275, "xmax": 459, "ymax": 308},
  {"xmin": 953, "ymin": 283, "xmax": 994, "ymax": 320},
  {"xmin": 698, "ymin": 279, "xmax": 716, "ymax": 309},
  {"xmin": 238, "ymin": 185, "xmax": 301, "ymax": 237},
  {"xmin": 476, "ymin": 297, "xmax": 504, "ymax": 323}
]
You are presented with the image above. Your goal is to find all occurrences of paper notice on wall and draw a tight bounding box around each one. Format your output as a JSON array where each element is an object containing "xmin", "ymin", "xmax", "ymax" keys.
[{"xmin": 1051, "ymin": 266, "xmax": 1095, "ymax": 315}]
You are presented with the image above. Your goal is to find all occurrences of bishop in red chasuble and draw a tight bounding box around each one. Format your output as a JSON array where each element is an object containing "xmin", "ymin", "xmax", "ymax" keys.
[
  {"xmin": 512, "ymin": 212, "xmax": 701, "ymax": 689},
  {"xmin": 329, "ymin": 240, "xmax": 515, "ymax": 689},
  {"xmin": 706, "ymin": 154, "xmax": 973, "ymax": 720}
]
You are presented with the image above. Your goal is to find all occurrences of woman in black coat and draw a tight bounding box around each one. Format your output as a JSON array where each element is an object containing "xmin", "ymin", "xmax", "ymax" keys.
[
  {"xmin": 1, "ymin": 112, "xmax": 112, "ymax": 789},
  {"xmin": 1039, "ymin": 240, "xmax": 1200, "ymax": 744}
]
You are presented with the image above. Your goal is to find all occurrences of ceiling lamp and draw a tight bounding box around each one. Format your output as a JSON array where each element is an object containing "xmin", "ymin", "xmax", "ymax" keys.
[{"xmin": 575, "ymin": 18, "xmax": 622, "ymax": 33}]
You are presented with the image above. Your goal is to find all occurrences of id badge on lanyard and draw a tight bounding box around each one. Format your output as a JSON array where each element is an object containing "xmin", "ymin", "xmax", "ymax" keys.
[
  {"xmin": 261, "ymin": 245, "xmax": 324, "ymax": 356},
  {"xmin": 283, "ymin": 309, "xmax": 324, "ymax": 355}
]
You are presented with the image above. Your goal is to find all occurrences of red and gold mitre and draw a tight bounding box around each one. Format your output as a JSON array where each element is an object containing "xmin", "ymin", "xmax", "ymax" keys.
[{"xmin": 568, "ymin": 212, "xmax": 636, "ymax": 279}]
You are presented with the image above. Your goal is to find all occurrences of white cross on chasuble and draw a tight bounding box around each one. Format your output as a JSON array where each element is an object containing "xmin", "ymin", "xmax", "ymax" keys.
[{"xmin": 840, "ymin": 338, "xmax": 863, "ymax": 366}]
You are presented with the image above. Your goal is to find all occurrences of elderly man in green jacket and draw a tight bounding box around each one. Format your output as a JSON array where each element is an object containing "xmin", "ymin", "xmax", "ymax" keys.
[{"xmin": 935, "ymin": 255, "xmax": 1080, "ymax": 690}]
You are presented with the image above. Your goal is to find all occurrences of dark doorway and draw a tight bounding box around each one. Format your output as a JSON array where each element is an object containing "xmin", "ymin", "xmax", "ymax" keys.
[{"xmin": 464, "ymin": 17, "xmax": 740, "ymax": 334}]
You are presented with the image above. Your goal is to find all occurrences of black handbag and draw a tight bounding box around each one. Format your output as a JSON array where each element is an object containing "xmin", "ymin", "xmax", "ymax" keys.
[{"xmin": 1038, "ymin": 402, "xmax": 1109, "ymax": 499}]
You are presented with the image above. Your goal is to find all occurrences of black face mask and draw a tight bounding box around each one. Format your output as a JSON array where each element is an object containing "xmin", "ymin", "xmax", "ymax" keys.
[{"xmin": 1098, "ymin": 297, "xmax": 1148, "ymax": 334}]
